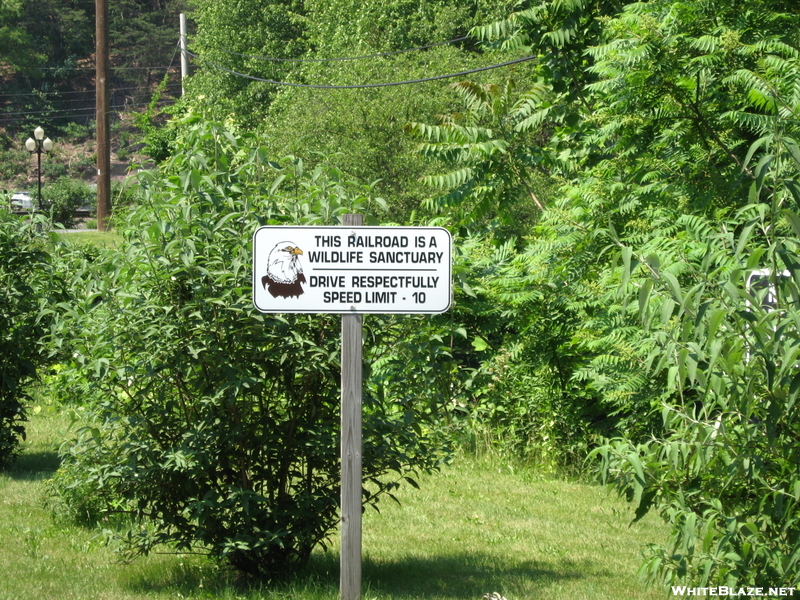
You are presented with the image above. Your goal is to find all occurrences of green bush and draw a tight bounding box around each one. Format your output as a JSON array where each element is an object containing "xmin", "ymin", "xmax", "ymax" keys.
[
  {"xmin": 62, "ymin": 121, "xmax": 94, "ymax": 141},
  {"xmin": 107, "ymin": 178, "xmax": 143, "ymax": 227},
  {"xmin": 0, "ymin": 144, "xmax": 29, "ymax": 183},
  {"xmin": 0, "ymin": 212, "xmax": 62, "ymax": 466},
  {"xmin": 593, "ymin": 129, "xmax": 800, "ymax": 588},
  {"xmin": 51, "ymin": 118, "xmax": 448, "ymax": 577},
  {"xmin": 42, "ymin": 161, "xmax": 67, "ymax": 179},
  {"xmin": 39, "ymin": 177, "xmax": 93, "ymax": 228}
]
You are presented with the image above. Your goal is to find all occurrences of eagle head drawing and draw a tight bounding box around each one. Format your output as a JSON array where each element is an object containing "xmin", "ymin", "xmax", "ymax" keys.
[{"xmin": 262, "ymin": 242, "xmax": 306, "ymax": 298}]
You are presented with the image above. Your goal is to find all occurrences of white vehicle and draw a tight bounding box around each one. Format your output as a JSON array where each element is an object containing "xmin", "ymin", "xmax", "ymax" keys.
[
  {"xmin": 744, "ymin": 269, "xmax": 793, "ymax": 363},
  {"xmin": 10, "ymin": 191, "xmax": 33, "ymax": 210},
  {"xmin": 746, "ymin": 268, "xmax": 790, "ymax": 310}
]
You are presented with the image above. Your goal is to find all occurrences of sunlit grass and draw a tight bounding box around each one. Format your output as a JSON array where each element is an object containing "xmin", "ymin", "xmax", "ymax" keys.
[
  {"xmin": 54, "ymin": 229, "xmax": 123, "ymax": 247},
  {"xmin": 0, "ymin": 409, "xmax": 668, "ymax": 599}
]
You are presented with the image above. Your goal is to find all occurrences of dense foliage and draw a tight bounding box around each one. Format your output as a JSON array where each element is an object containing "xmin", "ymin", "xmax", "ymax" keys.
[
  {"xmin": 0, "ymin": 0, "xmax": 189, "ymax": 135},
  {"xmin": 38, "ymin": 177, "xmax": 94, "ymax": 228},
  {"xmin": 413, "ymin": 0, "xmax": 800, "ymax": 587},
  {"xmin": 0, "ymin": 211, "xmax": 61, "ymax": 466},
  {"xmin": 49, "ymin": 118, "xmax": 452, "ymax": 577},
  {"xmin": 2, "ymin": 0, "xmax": 798, "ymax": 590},
  {"xmin": 587, "ymin": 13, "xmax": 800, "ymax": 586},
  {"xmin": 595, "ymin": 202, "xmax": 800, "ymax": 588},
  {"xmin": 177, "ymin": 0, "xmax": 529, "ymax": 219}
]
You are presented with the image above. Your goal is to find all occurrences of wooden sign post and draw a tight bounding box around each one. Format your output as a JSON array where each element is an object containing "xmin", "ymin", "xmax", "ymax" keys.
[
  {"xmin": 340, "ymin": 213, "xmax": 363, "ymax": 600},
  {"xmin": 252, "ymin": 215, "xmax": 452, "ymax": 600}
]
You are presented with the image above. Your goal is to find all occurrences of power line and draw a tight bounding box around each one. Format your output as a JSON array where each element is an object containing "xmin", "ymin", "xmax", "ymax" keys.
[
  {"xmin": 37, "ymin": 65, "xmax": 179, "ymax": 71},
  {"xmin": 0, "ymin": 83, "xmax": 181, "ymax": 99},
  {"xmin": 186, "ymin": 51, "xmax": 537, "ymax": 89},
  {"xmin": 0, "ymin": 99, "xmax": 176, "ymax": 124},
  {"xmin": 0, "ymin": 88, "xmax": 181, "ymax": 111},
  {"xmin": 0, "ymin": 97, "xmax": 171, "ymax": 117},
  {"xmin": 214, "ymin": 36, "xmax": 471, "ymax": 63}
]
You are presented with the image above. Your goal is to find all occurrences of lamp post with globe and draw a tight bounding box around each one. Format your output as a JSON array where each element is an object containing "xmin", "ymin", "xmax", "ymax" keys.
[{"xmin": 25, "ymin": 127, "xmax": 53, "ymax": 209}]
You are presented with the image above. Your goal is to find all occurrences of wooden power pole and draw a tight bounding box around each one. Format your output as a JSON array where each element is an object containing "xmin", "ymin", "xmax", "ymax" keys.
[{"xmin": 96, "ymin": 0, "xmax": 111, "ymax": 230}]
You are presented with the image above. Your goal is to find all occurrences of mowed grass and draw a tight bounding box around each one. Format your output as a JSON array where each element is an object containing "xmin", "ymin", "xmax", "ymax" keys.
[
  {"xmin": 54, "ymin": 229, "xmax": 123, "ymax": 247},
  {"xmin": 0, "ymin": 410, "xmax": 669, "ymax": 600}
]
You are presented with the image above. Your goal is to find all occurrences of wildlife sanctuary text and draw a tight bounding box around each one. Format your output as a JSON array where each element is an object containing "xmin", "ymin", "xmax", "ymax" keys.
[{"xmin": 252, "ymin": 226, "xmax": 452, "ymax": 314}]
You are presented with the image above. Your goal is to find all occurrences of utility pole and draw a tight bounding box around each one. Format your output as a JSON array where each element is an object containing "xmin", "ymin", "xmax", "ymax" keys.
[
  {"xmin": 180, "ymin": 13, "xmax": 189, "ymax": 95},
  {"xmin": 96, "ymin": 0, "xmax": 111, "ymax": 230}
]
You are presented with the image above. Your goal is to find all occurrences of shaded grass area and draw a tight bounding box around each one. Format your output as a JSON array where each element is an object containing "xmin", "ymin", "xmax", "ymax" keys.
[{"xmin": 0, "ymin": 410, "xmax": 668, "ymax": 600}]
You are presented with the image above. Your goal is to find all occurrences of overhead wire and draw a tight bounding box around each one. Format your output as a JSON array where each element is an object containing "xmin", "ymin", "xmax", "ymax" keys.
[
  {"xmin": 0, "ymin": 99, "xmax": 176, "ymax": 125},
  {"xmin": 1, "ymin": 97, "xmax": 164, "ymax": 117},
  {"xmin": 0, "ymin": 87, "xmax": 181, "ymax": 111},
  {"xmin": 0, "ymin": 83, "xmax": 181, "ymax": 100},
  {"xmin": 0, "ymin": 41, "xmax": 183, "ymax": 126},
  {"xmin": 36, "ymin": 65, "xmax": 179, "ymax": 71},
  {"xmin": 185, "ymin": 50, "xmax": 536, "ymax": 89},
  {"xmin": 1, "ymin": 36, "xmax": 524, "ymax": 124}
]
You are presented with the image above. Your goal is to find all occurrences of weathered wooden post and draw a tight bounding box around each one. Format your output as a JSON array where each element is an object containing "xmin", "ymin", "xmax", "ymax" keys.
[{"xmin": 340, "ymin": 213, "xmax": 363, "ymax": 600}]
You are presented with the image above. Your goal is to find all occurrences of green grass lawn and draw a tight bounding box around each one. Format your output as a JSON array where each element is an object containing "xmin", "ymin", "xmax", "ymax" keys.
[
  {"xmin": 54, "ymin": 229, "xmax": 123, "ymax": 247},
  {"xmin": 0, "ymin": 410, "xmax": 669, "ymax": 600}
]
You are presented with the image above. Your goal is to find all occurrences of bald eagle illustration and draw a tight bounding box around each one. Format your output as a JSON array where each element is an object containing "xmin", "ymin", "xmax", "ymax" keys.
[{"xmin": 262, "ymin": 242, "xmax": 306, "ymax": 298}]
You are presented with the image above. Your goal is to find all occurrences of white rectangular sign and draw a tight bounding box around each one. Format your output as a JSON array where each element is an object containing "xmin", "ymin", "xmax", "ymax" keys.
[{"xmin": 253, "ymin": 226, "xmax": 452, "ymax": 314}]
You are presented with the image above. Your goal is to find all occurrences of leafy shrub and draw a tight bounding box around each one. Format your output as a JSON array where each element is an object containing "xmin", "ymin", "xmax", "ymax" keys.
[
  {"xmin": 62, "ymin": 121, "xmax": 93, "ymax": 141},
  {"xmin": 42, "ymin": 161, "xmax": 67, "ymax": 179},
  {"xmin": 111, "ymin": 179, "xmax": 141, "ymax": 207},
  {"xmin": 0, "ymin": 145, "xmax": 29, "ymax": 184},
  {"xmin": 438, "ymin": 233, "xmax": 606, "ymax": 470},
  {"xmin": 51, "ymin": 118, "xmax": 448, "ymax": 577},
  {"xmin": 593, "ymin": 128, "xmax": 800, "ymax": 588},
  {"xmin": 39, "ymin": 177, "xmax": 93, "ymax": 228},
  {"xmin": 134, "ymin": 74, "xmax": 178, "ymax": 164},
  {"xmin": 0, "ymin": 212, "xmax": 61, "ymax": 466},
  {"xmin": 140, "ymin": 123, "xmax": 175, "ymax": 164},
  {"xmin": 104, "ymin": 178, "xmax": 144, "ymax": 228}
]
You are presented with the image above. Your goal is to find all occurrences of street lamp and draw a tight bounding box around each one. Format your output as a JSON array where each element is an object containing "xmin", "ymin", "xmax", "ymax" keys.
[{"xmin": 25, "ymin": 126, "xmax": 53, "ymax": 209}]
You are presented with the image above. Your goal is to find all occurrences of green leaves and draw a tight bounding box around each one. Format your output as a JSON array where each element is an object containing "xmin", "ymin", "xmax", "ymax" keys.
[
  {"xmin": 0, "ymin": 212, "xmax": 65, "ymax": 467},
  {"xmin": 408, "ymin": 77, "xmax": 553, "ymax": 231},
  {"xmin": 597, "ymin": 199, "xmax": 800, "ymax": 587},
  {"xmin": 49, "ymin": 119, "xmax": 450, "ymax": 578}
]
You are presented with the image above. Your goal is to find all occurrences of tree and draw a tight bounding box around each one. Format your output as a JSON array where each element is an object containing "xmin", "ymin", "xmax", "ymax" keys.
[
  {"xmin": 405, "ymin": 77, "xmax": 552, "ymax": 234},
  {"xmin": 262, "ymin": 47, "xmax": 514, "ymax": 222},
  {"xmin": 0, "ymin": 0, "xmax": 188, "ymax": 135},
  {"xmin": 0, "ymin": 0, "xmax": 39, "ymax": 74},
  {"xmin": 49, "ymin": 118, "xmax": 449, "ymax": 577},
  {"xmin": 109, "ymin": 0, "xmax": 191, "ymax": 100},
  {"xmin": 0, "ymin": 212, "xmax": 63, "ymax": 467},
  {"xmin": 182, "ymin": 0, "xmax": 308, "ymax": 126},
  {"xmin": 587, "ymin": 4, "xmax": 800, "ymax": 585},
  {"xmin": 179, "ymin": 0, "xmax": 521, "ymax": 216},
  {"xmin": 408, "ymin": 14, "xmax": 800, "ymax": 590},
  {"xmin": 594, "ymin": 133, "xmax": 800, "ymax": 588},
  {"xmin": 0, "ymin": 0, "xmax": 96, "ymax": 134}
]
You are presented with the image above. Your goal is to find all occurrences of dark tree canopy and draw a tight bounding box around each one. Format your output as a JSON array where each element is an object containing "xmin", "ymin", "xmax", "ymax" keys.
[{"xmin": 0, "ymin": 0, "xmax": 189, "ymax": 135}]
